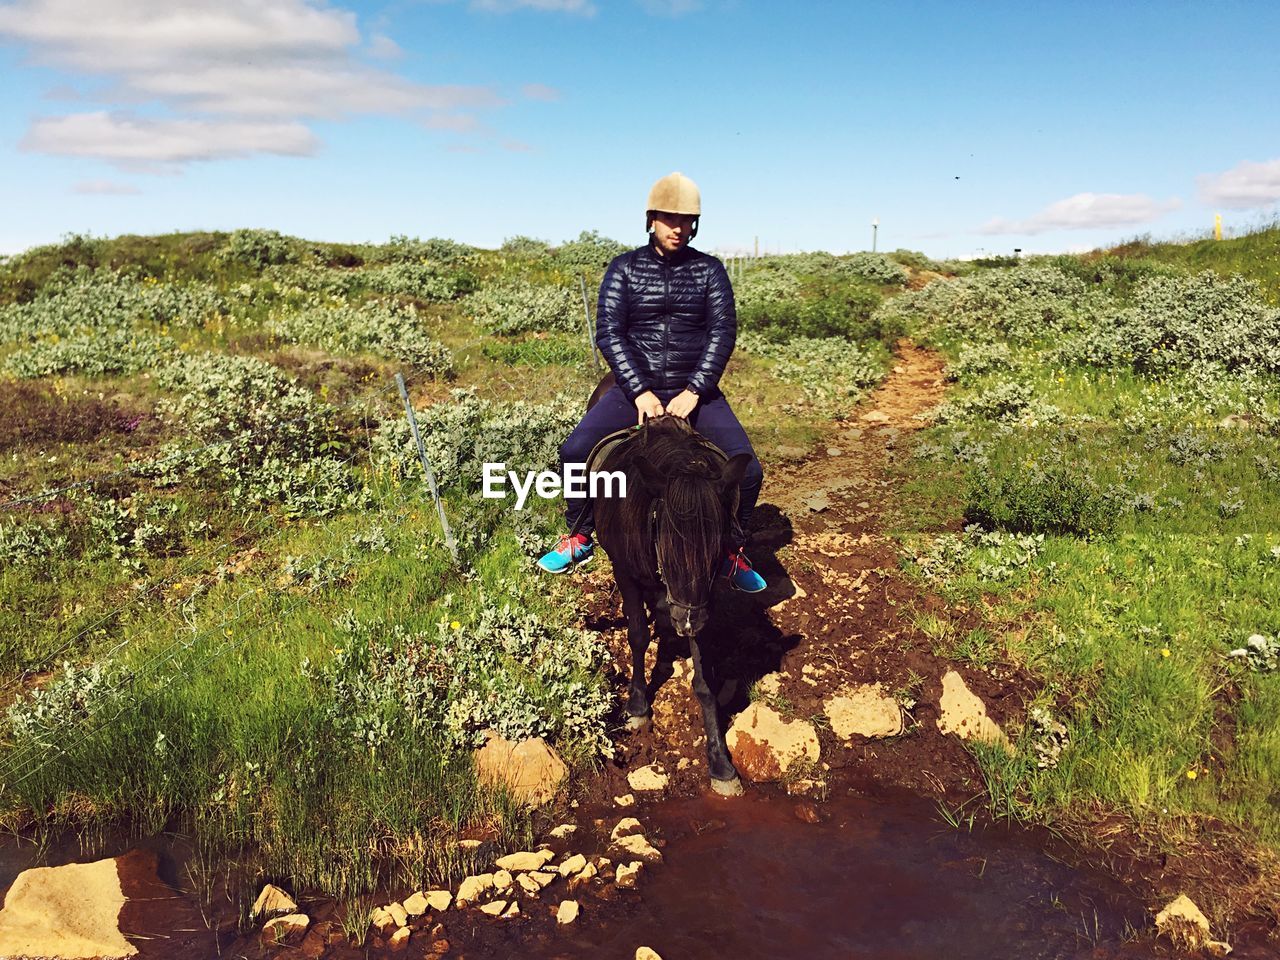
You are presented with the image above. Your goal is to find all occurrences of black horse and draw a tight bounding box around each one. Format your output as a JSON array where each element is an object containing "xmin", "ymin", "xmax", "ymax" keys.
[{"xmin": 588, "ymin": 384, "xmax": 751, "ymax": 796}]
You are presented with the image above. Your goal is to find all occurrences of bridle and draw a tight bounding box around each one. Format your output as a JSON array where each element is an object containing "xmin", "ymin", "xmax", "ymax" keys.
[{"xmin": 648, "ymin": 495, "xmax": 717, "ymax": 630}]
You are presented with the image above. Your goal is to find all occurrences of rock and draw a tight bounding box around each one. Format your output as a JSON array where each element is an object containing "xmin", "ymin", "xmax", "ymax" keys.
[
  {"xmin": 614, "ymin": 793, "xmax": 636, "ymax": 807},
  {"xmin": 493, "ymin": 869, "xmax": 514, "ymax": 891},
  {"xmin": 528, "ymin": 870, "xmax": 557, "ymax": 889},
  {"xmin": 478, "ymin": 899, "xmax": 508, "ymax": 916},
  {"xmin": 474, "ymin": 731, "xmax": 568, "ymax": 806},
  {"xmin": 1154, "ymin": 894, "xmax": 1225, "ymax": 951},
  {"xmin": 456, "ymin": 873, "xmax": 495, "ymax": 905},
  {"xmin": 496, "ymin": 849, "xmax": 555, "ymax": 872},
  {"xmin": 558, "ymin": 853, "xmax": 588, "ymax": 877},
  {"xmin": 262, "ymin": 913, "xmax": 310, "ymax": 945},
  {"xmin": 860, "ymin": 409, "xmax": 890, "ymax": 424},
  {"xmin": 403, "ymin": 891, "xmax": 429, "ymax": 917},
  {"xmin": 0, "ymin": 856, "xmax": 138, "ymax": 960},
  {"xmin": 937, "ymin": 670, "xmax": 1012, "ymax": 751},
  {"xmin": 503, "ymin": 900, "xmax": 521, "ymax": 918},
  {"xmin": 388, "ymin": 925, "xmax": 411, "ymax": 952},
  {"xmin": 616, "ymin": 861, "xmax": 643, "ymax": 888},
  {"xmin": 424, "ymin": 889, "xmax": 453, "ymax": 912},
  {"xmin": 548, "ymin": 824, "xmax": 578, "ymax": 839},
  {"xmin": 805, "ymin": 495, "xmax": 830, "ymax": 512},
  {"xmin": 611, "ymin": 834, "xmax": 663, "ymax": 864},
  {"xmin": 569, "ymin": 862, "xmax": 598, "ymax": 891},
  {"xmin": 370, "ymin": 906, "xmax": 397, "ymax": 935},
  {"xmin": 556, "ymin": 900, "xmax": 581, "ymax": 924},
  {"xmin": 610, "ymin": 817, "xmax": 645, "ymax": 842},
  {"xmin": 726, "ymin": 703, "xmax": 820, "ymax": 782},
  {"xmin": 826, "ymin": 447, "xmax": 843, "ymax": 456},
  {"xmin": 457, "ymin": 838, "xmax": 484, "ymax": 851},
  {"xmin": 627, "ymin": 763, "xmax": 669, "ymax": 792},
  {"xmin": 636, "ymin": 949, "xmax": 664, "ymax": 960},
  {"xmin": 595, "ymin": 857, "xmax": 612, "ymax": 872},
  {"xmin": 517, "ymin": 873, "xmax": 543, "ymax": 896},
  {"xmin": 755, "ymin": 672, "xmax": 785, "ymax": 697},
  {"xmin": 252, "ymin": 883, "xmax": 298, "ymax": 920},
  {"xmin": 386, "ymin": 901, "xmax": 408, "ymax": 927},
  {"xmin": 825, "ymin": 684, "xmax": 903, "ymax": 741}
]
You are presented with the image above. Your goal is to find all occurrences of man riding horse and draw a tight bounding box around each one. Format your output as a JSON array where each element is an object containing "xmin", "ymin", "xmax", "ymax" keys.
[{"xmin": 536, "ymin": 172, "xmax": 766, "ymax": 593}]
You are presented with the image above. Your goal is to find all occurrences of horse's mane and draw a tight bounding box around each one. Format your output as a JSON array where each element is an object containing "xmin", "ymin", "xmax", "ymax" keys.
[{"xmin": 599, "ymin": 417, "xmax": 737, "ymax": 583}]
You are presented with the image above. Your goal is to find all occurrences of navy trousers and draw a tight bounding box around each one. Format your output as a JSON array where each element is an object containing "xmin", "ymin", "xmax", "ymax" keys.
[{"xmin": 560, "ymin": 386, "xmax": 763, "ymax": 547}]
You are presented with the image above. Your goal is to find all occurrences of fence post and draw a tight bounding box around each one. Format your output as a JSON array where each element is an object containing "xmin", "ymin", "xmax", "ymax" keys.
[
  {"xmin": 395, "ymin": 373, "xmax": 459, "ymax": 565},
  {"xmin": 578, "ymin": 274, "xmax": 602, "ymax": 370}
]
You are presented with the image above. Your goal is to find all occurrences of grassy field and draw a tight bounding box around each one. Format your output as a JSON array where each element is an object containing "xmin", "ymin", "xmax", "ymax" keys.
[
  {"xmin": 0, "ymin": 229, "xmax": 905, "ymax": 918},
  {"xmin": 878, "ymin": 228, "xmax": 1280, "ymax": 904}
]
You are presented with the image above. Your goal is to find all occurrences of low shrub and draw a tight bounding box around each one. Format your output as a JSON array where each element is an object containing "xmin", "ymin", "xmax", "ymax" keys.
[
  {"xmin": 552, "ymin": 230, "xmax": 629, "ymax": 268},
  {"xmin": 216, "ymin": 229, "xmax": 298, "ymax": 269},
  {"xmin": 5, "ymin": 329, "xmax": 175, "ymax": 378},
  {"xmin": 466, "ymin": 277, "xmax": 580, "ymax": 335},
  {"xmin": 964, "ymin": 455, "xmax": 1121, "ymax": 536},
  {"xmin": 267, "ymin": 301, "xmax": 452, "ymax": 375}
]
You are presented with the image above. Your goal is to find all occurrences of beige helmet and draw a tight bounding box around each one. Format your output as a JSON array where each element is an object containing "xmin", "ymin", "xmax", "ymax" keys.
[{"xmin": 646, "ymin": 172, "xmax": 700, "ymax": 237}]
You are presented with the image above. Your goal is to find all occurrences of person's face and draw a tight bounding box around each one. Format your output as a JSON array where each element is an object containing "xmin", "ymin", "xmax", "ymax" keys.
[{"xmin": 651, "ymin": 211, "xmax": 696, "ymax": 255}]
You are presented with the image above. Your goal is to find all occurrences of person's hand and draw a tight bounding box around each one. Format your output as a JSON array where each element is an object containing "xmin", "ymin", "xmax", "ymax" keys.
[
  {"xmin": 666, "ymin": 389, "xmax": 699, "ymax": 419},
  {"xmin": 635, "ymin": 390, "xmax": 665, "ymax": 423}
]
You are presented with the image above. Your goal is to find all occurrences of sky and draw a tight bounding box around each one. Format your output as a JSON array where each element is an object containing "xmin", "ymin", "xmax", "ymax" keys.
[{"xmin": 2, "ymin": 0, "xmax": 1279, "ymax": 259}]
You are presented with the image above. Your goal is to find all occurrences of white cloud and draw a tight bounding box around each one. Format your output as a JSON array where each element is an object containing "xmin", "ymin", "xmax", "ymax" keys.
[
  {"xmin": 367, "ymin": 32, "xmax": 404, "ymax": 60},
  {"xmin": 0, "ymin": 0, "xmax": 505, "ymax": 168},
  {"xmin": 980, "ymin": 192, "xmax": 1181, "ymax": 235},
  {"xmin": 637, "ymin": 0, "xmax": 702, "ymax": 15},
  {"xmin": 521, "ymin": 82, "xmax": 561, "ymax": 102},
  {"xmin": 1198, "ymin": 158, "xmax": 1280, "ymax": 210},
  {"xmin": 470, "ymin": 0, "xmax": 595, "ymax": 14},
  {"xmin": 23, "ymin": 112, "xmax": 320, "ymax": 167},
  {"xmin": 72, "ymin": 179, "xmax": 141, "ymax": 195}
]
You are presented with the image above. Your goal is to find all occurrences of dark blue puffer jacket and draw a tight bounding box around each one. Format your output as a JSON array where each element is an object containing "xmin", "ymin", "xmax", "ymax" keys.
[{"xmin": 595, "ymin": 240, "xmax": 736, "ymax": 402}]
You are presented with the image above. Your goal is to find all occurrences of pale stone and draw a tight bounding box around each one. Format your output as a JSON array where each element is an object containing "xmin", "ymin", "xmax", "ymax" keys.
[
  {"xmin": 528, "ymin": 870, "xmax": 556, "ymax": 888},
  {"xmin": 495, "ymin": 849, "xmax": 555, "ymax": 872},
  {"xmin": 493, "ymin": 869, "xmax": 513, "ymax": 891},
  {"xmin": 0, "ymin": 856, "xmax": 138, "ymax": 960},
  {"xmin": 388, "ymin": 925, "xmax": 411, "ymax": 951},
  {"xmin": 825, "ymin": 684, "xmax": 903, "ymax": 741},
  {"xmin": 610, "ymin": 817, "xmax": 644, "ymax": 842},
  {"xmin": 517, "ymin": 873, "xmax": 543, "ymax": 896},
  {"xmin": 370, "ymin": 907, "xmax": 397, "ymax": 935},
  {"xmin": 615, "ymin": 861, "xmax": 643, "ymax": 888},
  {"xmin": 262, "ymin": 913, "xmax": 310, "ymax": 944},
  {"xmin": 252, "ymin": 883, "xmax": 298, "ymax": 920},
  {"xmin": 474, "ymin": 731, "xmax": 567, "ymax": 806},
  {"xmin": 595, "ymin": 857, "xmax": 612, "ymax": 872},
  {"xmin": 937, "ymin": 670, "xmax": 1012, "ymax": 751},
  {"xmin": 614, "ymin": 793, "xmax": 636, "ymax": 807},
  {"xmin": 456, "ymin": 873, "xmax": 495, "ymax": 905},
  {"xmin": 556, "ymin": 900, "xmax": 581, "ymax": 924},
  {"xmin": 457, "ymin": 838, "xmax": 483, "ymax": 850},
  {"xmin": 502, "ymin": 901, "xmax": 521, "ymax": 918},
  {"xmin": 860, "ymin": 410, "xmax": 890, "ymax": 424},
  {"xmin": 478, "ymin": 900, "xmax": 508, "ymax": 916},
  {"xmin": 558, "ymin": 853, "xmax": 588, "ymax": 877},
  {"xmin": 636, "ymin": 949, "xmax": 663, "ymax": 960},
  {"xmin": 569, "ymin": 862, "xmax": 598, "ymax": 890},
  {"xmin": 387, "ymin": 901, "xmax": 408, "ymax": 927},
  {"xmin": 424, "ymin": 890, "xmax": 453, "ymax": 912},
  {"xmin": 403, "ymin": 891, "xmax": 429, "ymax": 917},
  {"xmin": 611, "ymin": 834, "xmax": 663, "ymax": 864},
  {"xmin": 627, "ymin": 764, "xmax": 669, "ymax": 792},
  {"xmin": 548, "ymin": 824, "xmax": 577, "ymax": 839},
  {"xmin": 726, "ymin": 702, "xmax": 821, "ymax": 782},
  {"xmin": 1155, "ymin": 894, "xmax": 1219, "ymax": 951}
]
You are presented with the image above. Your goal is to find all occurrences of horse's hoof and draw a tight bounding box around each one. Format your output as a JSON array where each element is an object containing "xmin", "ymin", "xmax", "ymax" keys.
[
  {"xmin": 709, "ymin": 776, "xmax": 744, "ymax": 797},
  {"xmin": 626, "ymin": 714, "xmax": 652, "ymax": 732}
]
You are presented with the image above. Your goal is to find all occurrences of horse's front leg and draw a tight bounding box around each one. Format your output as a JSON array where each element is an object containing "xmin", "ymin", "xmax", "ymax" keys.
[
  {"xmin": 619, "ymin": 574, "xmax": 652, "ymax": 729},
  {"xmin": 689, "ymin": 635, "xmax": 743, "ymax": 795}
]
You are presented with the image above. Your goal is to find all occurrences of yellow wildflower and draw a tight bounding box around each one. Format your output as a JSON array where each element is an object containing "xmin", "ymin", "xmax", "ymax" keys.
[
  {"xmin": 1160, "ymin": 648, "xmax": 1171, "ymax": 658},
  {"xmin": 1186, "ymin": 769, "xmax": 1197, "ymax": 780},
  {"xmin": 450, "ymin": 620, "xmax": 461, "ymax": 630}
]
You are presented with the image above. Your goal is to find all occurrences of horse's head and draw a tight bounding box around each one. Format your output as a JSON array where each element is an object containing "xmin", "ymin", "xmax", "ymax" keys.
[{"xmin": 632, "ymin": 445, "xmax": 753, "ymax": 637}]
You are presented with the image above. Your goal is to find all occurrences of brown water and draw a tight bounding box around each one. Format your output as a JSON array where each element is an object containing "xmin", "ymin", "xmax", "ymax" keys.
[{"xmin": 4, "ymin": 787, "xmax": 1271, "ymax": 959}]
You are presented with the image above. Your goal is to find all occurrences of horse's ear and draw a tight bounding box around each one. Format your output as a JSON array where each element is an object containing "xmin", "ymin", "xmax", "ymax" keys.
[
  {"xmin": 718, "ymin": 453, "xmax": 753, "ymax": 492},
  {"xmin": 632, "ymin": 456, "xmax": 665, "ymax": 498}
]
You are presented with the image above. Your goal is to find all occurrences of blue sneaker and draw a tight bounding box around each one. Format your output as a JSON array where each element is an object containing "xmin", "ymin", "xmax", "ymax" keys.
[
  {"xmin": 721, "ymin": 548, "xmax": 767, "ymax": 592},
  {"xmin": 536, "ymin": 533, "xmax": 593, "ymax": 573}
]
